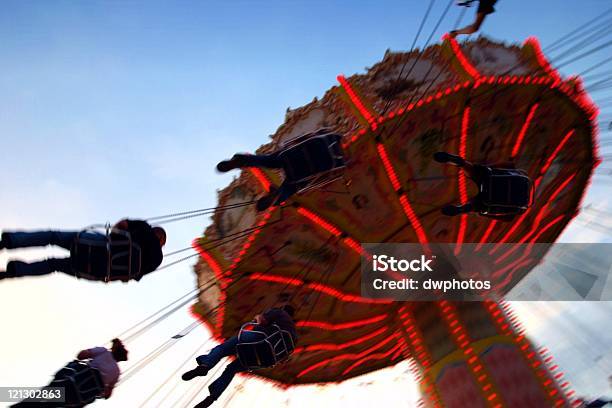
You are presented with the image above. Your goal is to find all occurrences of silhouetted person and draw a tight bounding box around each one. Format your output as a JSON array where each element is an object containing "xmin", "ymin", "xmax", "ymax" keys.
[
  {"xmin": 434, "ymin": 152, "xmax": 533, "ymax": 221},
  {"xmin": 12, "ymin": 339, "xmax": 128, "ymax": 407},
  {"xmin": 450, "ymin": 0, "xmax": 498, "ymax": 38},
  {"xmin": 182, "ymin": 305, "xmax": 297, "ymax": 407},
  {"xmin": 0, "ymin": 219, "xmax": 166, "ymax": 281},
  {"xmin": 216, "ymin": 130, "xmax": 345, "ymax": 211}
]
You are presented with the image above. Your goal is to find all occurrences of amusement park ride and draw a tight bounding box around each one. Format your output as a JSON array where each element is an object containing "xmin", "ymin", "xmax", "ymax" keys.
[{"xmin": 191, "ymin": 34, "xmax": 599, "ymax": 407}]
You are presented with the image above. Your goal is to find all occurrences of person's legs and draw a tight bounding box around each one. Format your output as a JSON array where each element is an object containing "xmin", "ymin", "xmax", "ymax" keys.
[
  {"xmin": 197, "ymin": 336, "xmax": 240, "ymax": 367},
  {"xmin": 217, "ymin": 153, "xmax": 283, "ymax": 172},
  {"xmin": 182, "ymin": 336, "xmax": 240, "ymax": 381},
  {"xmin": 207, "ymin": 360, "xmax": 246, "ymax": 401},
  {"xmin": 434, "ymin": 152, "xmax": 466, "ymax": 166},
  {"xmin": 5, "ymin": 258, "xmax": 74, "ymax": 279},
  {"xmin": 442, "ymin": 201, "xmax": 475, "ymax": 216},
  {"xmin": 2, "ymin": 231, "xmax": 79, "ymax": 251}
]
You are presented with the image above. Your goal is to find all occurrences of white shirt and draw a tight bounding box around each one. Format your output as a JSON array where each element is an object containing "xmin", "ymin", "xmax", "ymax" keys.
[{"xmin": 84, "ymin": 347, "xmax": 120, "ymax": 389}]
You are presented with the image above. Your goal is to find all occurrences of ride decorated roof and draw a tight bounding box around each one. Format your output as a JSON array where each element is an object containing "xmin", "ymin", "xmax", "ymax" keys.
[{"xmin": 191, "ymin": 35, "xmax": 599, "ymax": 386}]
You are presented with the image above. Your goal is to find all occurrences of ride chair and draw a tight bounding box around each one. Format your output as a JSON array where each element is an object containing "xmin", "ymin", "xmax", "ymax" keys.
[
  {"xmin": 70, "ymin": 225, "xmax": 142, "ymax": 282},
  {"xmin": 479, "ymin": 168, "xmax": 534, "ymax": 215},
  {"xmin": 235, "ymin": 323, "xmax": 295, "ymax": 371},
  {"xmin": 278, "ymin": 128, "xmax": 348, "ymax": 195},
  {"xmin": 52, "ymin": 360, "xmax": 105, "ymax": 407}
]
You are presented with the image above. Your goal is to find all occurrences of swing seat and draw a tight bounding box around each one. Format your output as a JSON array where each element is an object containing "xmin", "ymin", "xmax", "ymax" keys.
[
  {"xmin": 479, "ymin": 168, "xmax": 534, "ymax": 215},
  {"xmin": 235, "ymin": 323, "xmax": 295, "ymax": 371},
  {"xmin": 278, "ymin": 129, "xmax": 347, "ymax": 194},
  {"xmin": 70, "ymin": 225, "xmax": 142, "ymax": 282},
  {"xmin": 51, "ymin": 360, "xmax": 104, "ymax": 407}
]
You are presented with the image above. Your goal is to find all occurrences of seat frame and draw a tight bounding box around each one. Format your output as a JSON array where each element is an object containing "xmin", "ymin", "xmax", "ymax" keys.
[
  {"xmin": 278, "ymin": 128, "xmax": 349, "ymax": 195},
  {"xmin": 478, "ymin": 168, "xmax": 534, "ymax": 215},
  {"xmin": 70, "ymin": 224, "xmax": 142, "ymax": 282},
  {"xmin": 55, "ymin": 360, "xmax": 105, "ymax": 407},
  {"xmin": 236, "ymin": 323, "xmax": 295, "ymax": 371}
]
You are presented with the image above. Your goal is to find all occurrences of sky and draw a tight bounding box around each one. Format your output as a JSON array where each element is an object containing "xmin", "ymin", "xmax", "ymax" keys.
[{"xmin": 0, "ymin": 1, "xmax": 611, "ymax": 407}]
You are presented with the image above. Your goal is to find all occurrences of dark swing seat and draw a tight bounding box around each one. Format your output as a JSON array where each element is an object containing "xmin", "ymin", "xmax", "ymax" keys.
[
  {"xmin": 70, "ymin": 225, "xmax": 142, "ymax": 282},
  {"xmin": 51, "ymin": 360, "xmax": 105, "ymax": 407},
  {"xmin": 478, "ymin": 167, "xmax": 534, "ymax": 216},
  {"xmin": 235, "ymin": 323, "xmax": 295, "ymax": 371},
  {"xmin": 278, "ymin": 129, "xmax": 347, "ymax": 194}
]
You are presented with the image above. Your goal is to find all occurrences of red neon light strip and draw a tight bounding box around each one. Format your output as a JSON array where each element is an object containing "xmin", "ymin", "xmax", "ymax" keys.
[
  {"xmin": 476, "ymin": 220, "xmax": 498, "ymax": 251},
  {"xmin": 341, "ymin": 342, "xmax": 403, "ymax": 376},
  {"xmin": 228, "ymin": 208, "xmax": 275, "ymax": 271},
  {"xmin": 297, "ymin": 332, "xmax": 400, "ymax": 378},
  {"xmin": 491, "ymin": 301, "xmax": 574, "ymax": 406},
  {"xmin": 249, "ymin": 272, "xmax": 391, "ymax": 304},
  {"xmin": 192, "ymin": 242, "xmax": 227, "ymax": 336},
  {"xmin": 438, "ymin": 300, "xmax": 501, "ymax": 406},
  {"xmin": 398, "ymin": 306, "xmax": 442, "ymax": 407},
  {"xmin": 492, "ymin": 214, "xmax": 565, "ymax": 282},
  {"xmin": 456, "ymin": 107, "xmax": 470, "ymax": 255},
  {"xmin": 399, "ymin": 195, "xmax": 430, "ymax": 252},
  {"xmin": 297, "ymin": 207, "xmax": 342, "ymax": 236},
  {"xmin": 540, "ymin": 129, "xmax": 575, "ymax": 175},
  {"xmin": 377, "ymin": 143, "xmax": 429, "ymax": 250},
  {"xmin": 377, "ymin": 144, "xmax": 402, "ymax": 191},
  {"xmin": 337, "ymin": 75, "xmax": 377, "ymax": 127},
  {"xmin": 295, "ymin": 327, "xmax": 387, "ymax": 353},
  {"xmin": 533, "ymin": 173, "xmax": 576, "ymax": 226},
  {"xmin": 494, "ymin": 173, "xmax": 576, "ymax": 265},
  {"xmin": 511, "ymin": 103, "xmax": 540, "ymax": 158},
  {"xmin": 296, "ymin": 206, "xmax": 368, "ymax": 257},
  {"xmin": 345, "ymin": 73, "xmax": 596, "ymax": 156},
  {"xmin": 524, "ymin": 37, "xmax": 562, "ymax": 87},
  {"xmin": 444, "ymin": 33, "xmax": 481, "ymax": 79},
  {"xmin": 490, "ymin": 128, "xmax": 575, "ymax": 254},
  {"xmin": 247, "ymin": 168, "xmax": 271, "ymax": 192},
  {"xmin": 192, "ymin": 240, "xmax": 224, "ymax": 277},
  {"xmin": 296, "ymin": 314, "xmax": 388, "ymax": 330}
]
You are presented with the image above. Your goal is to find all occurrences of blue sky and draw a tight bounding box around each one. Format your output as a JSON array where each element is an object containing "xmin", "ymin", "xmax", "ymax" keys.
[{"xmin": 1, "ymin": 1, "xmax": 611, "ymax": 406}]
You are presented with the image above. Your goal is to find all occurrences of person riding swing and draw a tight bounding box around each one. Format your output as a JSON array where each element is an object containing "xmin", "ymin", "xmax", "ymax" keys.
[
  {"xmin": 11, "ymin": 339, "xmax": 128, "ymax": 407},
  {"xmin": 449, "ymin": 0, "xmax": 498, "ymax": 38},
  {"xmin": 434, "ymin": 151, "xmax": 533, "ymax": 221},
  {"xmin": 0, "ymin": 219, "xmax": 166, "ymax": 282},
  {"xmin": 182, "ymin": 305, "xmax": 297, "ymax": 407},
  {"xmin": 216, "ymin": 128, "xmax": 346, "ymax": 211}
]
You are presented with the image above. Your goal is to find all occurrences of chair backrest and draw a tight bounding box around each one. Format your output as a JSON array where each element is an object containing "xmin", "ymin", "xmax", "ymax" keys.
[
  {"xmin": 54, "ymin": 361, "xmax": 104, "ymax": 406},
  {"xmin": 278, "ymin": 132, "xmax": 347, "ymax": 194},
  {"xmin": 235, "ymin": 323, "xmax": 295, "ymax": 371},
  {"xmin": 70, "ymin": 226, "xmax": 142, "ymax": 282},
  {"xmin": 480, "ymin": 170, "xmax": 533, "ymax": 208}
]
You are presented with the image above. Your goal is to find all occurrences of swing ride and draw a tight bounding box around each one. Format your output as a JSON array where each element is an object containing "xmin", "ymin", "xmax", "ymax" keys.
[
  {"xmin": 6, "ymin": 2, "xmax": 612, "ymax": 407},
  {"xmin": 190, "ymin": 34, "xmax": 599, "ymax": 407}
]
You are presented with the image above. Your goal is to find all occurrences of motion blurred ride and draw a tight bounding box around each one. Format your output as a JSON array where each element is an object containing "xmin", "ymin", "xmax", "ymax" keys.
[
  {"xmin": 434, "ymin": 151, "xmax": 533, "ymax": 220},
  {"xmin": 193, "ymin": 34, "xmax": 598, "ymax": 407},
  {"xmin": 183, "ymin": 305, "xmax": 297, "ymax": 407},
  {"xmin": 12, "ymin": 339, "xmax": 128, "ymax": 407},
  {"xmin": 0, "ymin": 219, "xmax": 166, "ymax": 282},
  {"xmin": 216, "ymin": 128, "xmax": 347, "ymax": 211}
]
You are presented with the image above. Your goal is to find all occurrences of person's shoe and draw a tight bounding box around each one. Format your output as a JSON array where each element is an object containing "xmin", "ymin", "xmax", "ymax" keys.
[
  {"xmin": 255, "ymin": 187, "xmax": 279, "ymax": 212},
  {"xmin": 181, "ymin": 364, "xmax": 210, "ymax": 381},
  {"xmin": 441, "ymin": 205, "xmax": 462, "ymax": 217},
  {"xmin": 194, "ymin": 396, "xmax": 216, "ymax": 408},
  {"xmin": 256, "ymin": 194, "xmax": 276, "ymax": 212},
  {"xmin": 0, "ymin": 264, "xmax": 16, "ymax": 280},
  {"xmin": 434, "ymin": 152, "xmax": 465, "ymax": 166},
  {"xmin": 216, "ymin": 155, "xmax": 245, "ymax": 173},
  {"xmin": 0, "ymin": 232, "xmax": 9, "ymax": 250}
]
